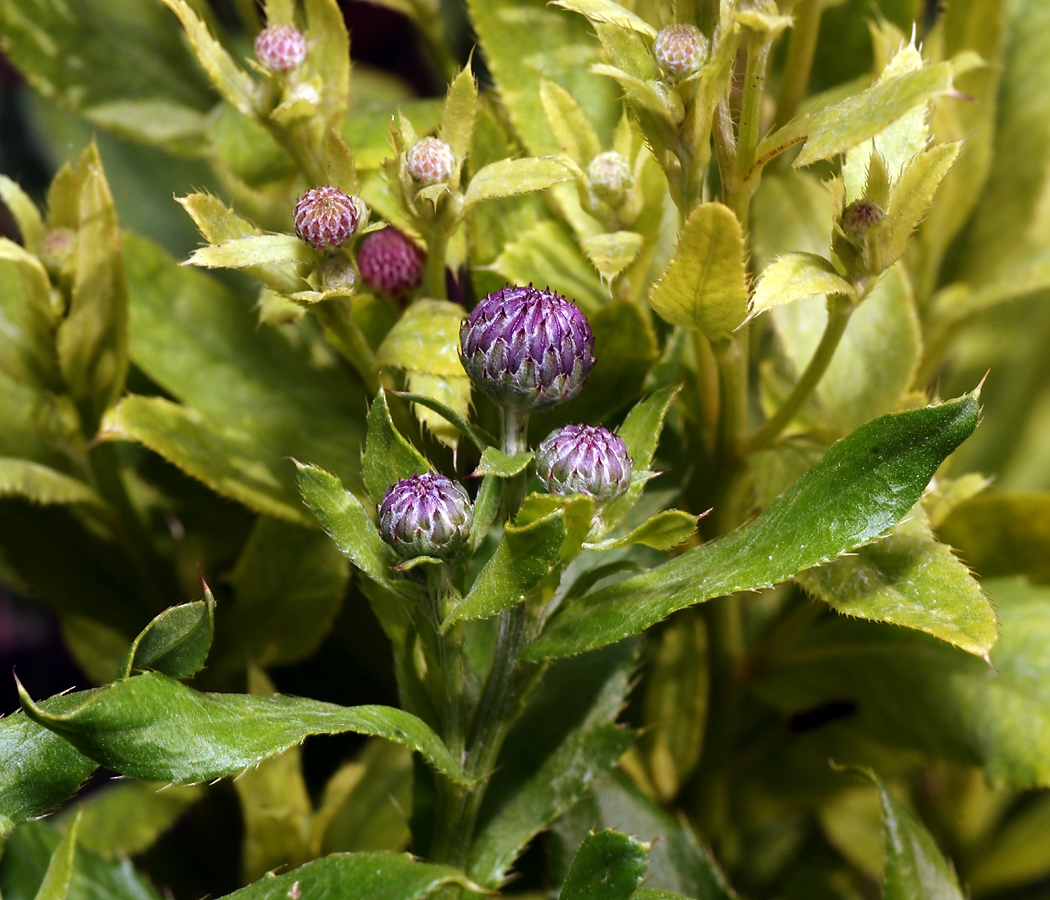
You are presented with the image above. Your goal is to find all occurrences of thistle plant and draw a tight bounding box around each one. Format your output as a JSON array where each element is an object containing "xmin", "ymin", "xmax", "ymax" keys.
[{"xmin": 2, "ymin": 1, "xmax": 1050, "ymax": 900}]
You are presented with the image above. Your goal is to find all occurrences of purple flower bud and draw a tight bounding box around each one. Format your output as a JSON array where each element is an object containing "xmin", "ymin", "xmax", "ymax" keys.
[
  {"xmin": 378, "ymin": 472, "xmax": 473, "ymax": 560},
  {"xmin": 841, "ymin": 199, "xmax": 885, "ymax": 244},
  {"xmin": 357, "ymin": 227, "xmax": 425, "ymax": 297},
  {"xmin": 535, "ymin": 424, "xmax": 633, "ymax": 503},
  {"xmin": 459, "ymin": 285, "xmax": 595, "ymax": 411},
  {"xmin": 254, "ymin": 24, "xmax": 308, "ymax": 73},
  {"xmin": 294, "ymin": 186, "xmax": 363, "ymax": 250}
]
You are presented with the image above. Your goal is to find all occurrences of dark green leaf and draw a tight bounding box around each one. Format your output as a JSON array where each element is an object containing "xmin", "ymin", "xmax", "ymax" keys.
[
  {"xmin": 0, "ymin": 695, "xmax": 98, "ymax": 837},
  {"xmin": 215, "ymin": 852, "xmax": 480, "ymax": 900},
  {"xmin": 18, "ymin": 672, "xmax": 472, "ymax": 786},
  {"xmin": 119, "ymin": 588, "xmax": 215, "ymax": 679},
  {"xmin": 33, "ymin": 811, "xmax": 79, "ymax": 900},
  {"xmin": 390, "ymin": 392, "xmax": 495, "ymax": 451},
  {"xmin": 524, "ymin": 392, "xmax": 980, "ymax": 660},
  {"xmin": 473, "ymin": 448, "xmax": 533, "ymax": 478},
  {"xmin": 755, "ymin": 578, "xmax": 1050, "ymax": 789},
  {"xmin": 560, "ymin": 829, "xmax": 649, "ymax": 900},
  {"xmin": 469, "ymin": 641, "xmax": 638, "ymax": 887},
  {"xmin": 589, "ymin": 510, "xmax": 699, "ymax": 551},
  {"xmin": 0, "ymin": 460, "xmax": 103, "ymax": 508},
  {"xmin": 362, "ymin": 389, "xmax": 431, "ymax": 505}
]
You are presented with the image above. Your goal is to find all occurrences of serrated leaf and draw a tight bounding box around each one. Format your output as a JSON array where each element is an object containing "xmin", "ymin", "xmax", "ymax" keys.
[
  {"xmin": 18, "ymin": 672, "xmax": 471, "ymax": 785},
  {"xmin": 757, "ymin": 57, "xmax": 970, "ymax": 170},
  {"xmin": 798, "ymin": 506, "xmax": 996, "ymax": 657},
  {"xmin": 119, "ymin": 589, "xmax": 216, "ymax": 679},
  {"xmin": 551, "ymin": 0, "xmax": 656, "ymax": 37},
  {"xmin": 294, "ymin": 462, "xmax": 403, "ymax": 591},
  {"xmin": 186, "ymin": 235, "xmax": 319, "ymax": 269},
  {"xmin": 157, "ymin": 0, "xmax": 260, "ymax": 116},
  {"xmin": 361, "ymin": 388, "xmax": 432, "ymax": 504},
  {"xmin": 214, "ymin": 852, "xmax": 480, "ymax": 900},
  {"xmin": 464, "ymin": 157, "xmax": 574, "ymax": 206},
  {"xmin": 473, "ymin": 448, "xmax": 533, "ymax": 478},
  {"xmin": 445, "ymin": 510, "xmax": 568, "ymax": 627},
  {"xmin": 56, "ymin": 144, "xmax": 128, "ymax": 436},
  {"xmin": 303, "ymin": 0, "xmax": 349, "ymax": 126},
  {"xmin": 390, "ymin": 391, "xmax": 494, "ymax": 451},
  {"xmin": 439, "ymin": 64, "xmax": 478, "ymax": 178},
  {"xmin": 524, "ymin": 393, "xmax": 980, "ymax": 660},
  {"xmin": 561, "ymin": 830, "xmax": 649, "ymax": 900},
  {"xmin": 0, "ymin": 460, "xmax": 103, "ymax": 508},
  {"xmin": 0, "ymin": 696, "xmax": 98, "ymax": 837},
  {"xmin": 539, "ymin": 81, "xmax": 602, "ymax": 167},
  {"xmin": 33, "ymin": 812, "xmax": 79, "ymax": 900},
  {"xmin": 0, "ymin": 239, "xmax": 61, "ymax": 392},
  {"xmin": 591, "ymin": 65, "xmax": 683, "ymax": 130},
  {"xmin": 582, "ymin": 232, "xmax": 644, "ymax": 283},
  {"xmin": 589, "ymin": 509, "xmax": 698, "ymax": 551},
  {"xmin": 649, "ymin": 203, "xmax": 749, "ymax": 340},
  {"xmin": 0, "ymin": 176, "xmax": 44, "ymax": 249},
  {"xmin": 469, "ymin": 641, "xmax": 637, "ymax": 887},
  {"xmin": 377, "ymin": 301, "xmax": 469, "ymax": 447},
  {"xmin": 847, "ymin": 768, "xmax": 966, "ymax": 900},
  {"xmin": 756, "ymin": 577, "xmax": 1050, "ymax": 789},
  {"xmin": 750, "ymin": 253, "xmax": 856, "ymax": 320}
]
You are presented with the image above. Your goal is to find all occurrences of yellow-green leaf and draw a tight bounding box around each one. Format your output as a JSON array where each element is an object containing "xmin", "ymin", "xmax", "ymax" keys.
[
  {"xmin": 550, "ymin": 0, "xmax": 656, "ymax": 38},
  {"xmin": 582, "ymin": 231, "xmax": 644, "ymax": 283},
  {"xmin": 0, "ymin": 175, "xmax": 44, "ymax": 249},
  {"xmin": 0, "ymin": 459, "xmax": 104, "ymax": 508},
  {"xmin": 186, "ymin": 235, "xmax": 320, "ymax": 269},
  {"xmin": 750, "ymin": 252, "xmax": 856, "ymax": 320},
  {"xmin": 540, "ymin": 81, "xmax": 602, "ymax": 167},
  {"xmin": 464, "ymin": 156, "xmax": 574, "ymax": 206}
]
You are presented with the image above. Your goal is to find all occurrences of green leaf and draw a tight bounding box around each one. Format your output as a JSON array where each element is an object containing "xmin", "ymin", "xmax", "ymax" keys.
[
  {"xmin": 464, "ymin": 157, "xmax": 574, "ymax": 206},
  {"xmin": 759, "ymin": 55, "xmax": 974, "ymax": 169},
  {"xmin": 214, "ymin": 852, "xmax": 479, "ymax": 900},
  {"xmin": 446, "ymin": 509, "xmax": 569, "ymax": 627},
  {"xmin": 524, "ymin": 392, "xmax": 980, "ymax": 660},
  {"xmin": 156, "ymin": 0, "xmax": 260, "ymax": 116},
  {"xmin": 589, "ymin": 510, "xmax": 699, "ymax": 551},
  {"xmin": 797, "ymin": 506, "xmax": 996, "ymax": 657},
  {"xmin": 938, "ymin": 490, "xmax": 1050, "ymax": 585},
  {"xmin": 539, "ymin": 81, "xmax": 602, "ymax": 167},
  {"xmin": 376, "ymin": 301, "xmax": 469, "ymax": 448},
  {"xmin": 550, "ymin": 0, "xmax": 656, "ymax": 37},
  {"xmin": 18, "ymin": 672, "xmax": 472, "ymax": 786},
  {"xmin": 438, "ymin": 64, "xmax": 478, "ymax": 180},
  {"xmin": 932, "ymin": 251, "xmax": 1050, "ymax": 325},
  {"xmin": 756, "ymin": 577, "xmax": 1050, "ymax": 789},
  {"xmin": 0, "ymin": 696, "xmax": 98, "ymax": 837},
  {"xmin": 33, "ymin": 813, "xmax": 79, "ymax": 900},
  {"xmin": 560, "ymin": 830, "xmax": 649, "ymax": 900},
  {"xmin": 582, "ymin": 232, "xmax": 645, "ymax": 283},
  {"xmin": 303, "ymin": 0, "xmax": 350, "ymax": 126},
  {"xmin": 968, "ymin": 792, "xmax": 1050, "ymax": 894},
  {"xmin": 56, "ymin": 144, "xmax": 128, "ymax": 436},
  {"xmin": 294, "ymin": 462, "xmax": 403, "ymax": 591},
  {"xmin": 649, "ymin": 203, "xmax": 749, "ymax": 340},
  {"xmin": 473, "ymin": 448, "xmax": 534, "ymax": 478},
  {"xmin": 390, "ymin": 392, "xmax": 494, "ymax": 451},
  {"xmin": 186, "ymin": 235, "xmax": 319, "ymax": 269},
  {"xmin": 469, "ymin": 641, "xmax": 638, "ymax": 888},
  {"xmin": 854, "ymin": 769, "xmax": 966, "ymax": 900},
  {"xmin": 361, "ymin": 388, "xmax": 431, "ymax": 504},
  {"xmin": 751, "ymin": 253, "xmax": 856, "ymax": 320},
  {"xmin": 0, "ymin": 239, "xmax": 61, "ymax": 392},
  {"xmin": 119, "ymin": 589, "xmax": 216, "ymax": 679},
  {"xmin": 0, "ymin": 176, "xmax": 44, "ymax": 249},
  {"xmin": 219, "ymin": 517, "xmax": 349, "ymax": 670},
  {"xmin": 0, "ymin": 459, "xmax": 104, "ymax": 508}
]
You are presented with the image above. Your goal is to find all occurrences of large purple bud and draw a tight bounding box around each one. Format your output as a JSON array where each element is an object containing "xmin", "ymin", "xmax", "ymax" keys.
[
  {"xmin": 535, "ymin": 424, "xmax": 633, "ymax": 503},
  {"xmin": 378, "ymin": 472, "xmax": 473, "ymax": 560},
  {"xmin": 459, "ymin": 285, "xmax": 595, "ymax": 411}
]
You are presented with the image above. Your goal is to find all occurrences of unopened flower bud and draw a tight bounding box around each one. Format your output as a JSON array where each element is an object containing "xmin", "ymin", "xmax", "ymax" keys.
[
  {"xmin": 378, "ymin": 472, "xmax": 473, "ymax": 560},
  {"xmin": 254, "ymin": 24, "xmax": 308, "ymax": 73},
  {"xmin": 654, "ymin": 24, "xmax": 707, "ymax": 78},
  {"xmin": 321, "ymin": 255, "xmax": 356, "ymax": 292},
  {"xmin": 459, "ymin": 284, "xmax": 595, "ymax": 411},
  {"xmin": 357, "ymin": 227, "xmax": 425, "ymax": 297},
  {"xmin": 294, "ymin": 186, "xmax": 362, "ymax": 249},
  {"xmin": 536, "ymin": 424, "xmax": 633, "ymax": 503},
  {"xmin": 407, "ymin": 137, "xmax": 456, "ymax": 186},
  {"xmin": 587, "ymin": 152, "xmax": 632, "ymax": 203},
  {"xmin": 840, "ymin": 200, "xmax": 885, "ymax": 244},
  {"xmin": 36, "ymin": 228, "xmax": 76, "ymax": 279}
]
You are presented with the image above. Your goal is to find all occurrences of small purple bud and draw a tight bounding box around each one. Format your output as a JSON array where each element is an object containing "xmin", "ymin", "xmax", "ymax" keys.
[
  {"xmin": 459, "ymin": 284, "xmax": 595, "ymax": 411},
  {"xmin": 378, "ymin": 472, "xmax": 473, "ymax": 560},
  {"xmin": 254, "ymin": 24, "xmax": 308, "ymax": 73},
  {"xmin": 535, "ymin": 424, "xmax": 633, "ymax": 503},
  {"xmin": 841, "ymin": 199, "xmax": 885, "ymax": 244},
  {"xmin": 294, "ymin": 186, "xmax": 362, "ymax": 249}
]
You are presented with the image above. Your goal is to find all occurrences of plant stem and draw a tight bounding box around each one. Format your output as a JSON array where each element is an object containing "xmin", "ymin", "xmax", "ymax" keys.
[
  {"xmin": 422, "ymin": 218, "xmax": 452, "ymax": 300},
  {"xmin": 742, "ymin": 294, "xmax": 854, "ymax": 454},
  {"xmin": 731, "ymin": 29, "xmax": 773, "ymax": 230},
  {"xmin": 312, "ymin": 299, "xmax": 380, "ymax": 393},
  {"xmin": 500, "ymin": 406, "xmax": 529, "ymax": 516},
  {"xmin": 714, "ymin": 335, "xmax": 749, "ymax": 466},
  {"xmin": 773, "ymin": 0, "xmax": 821, "ymax": 128}
]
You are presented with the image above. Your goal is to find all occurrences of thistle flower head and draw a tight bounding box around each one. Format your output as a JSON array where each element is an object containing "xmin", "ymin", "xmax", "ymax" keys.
[
  {"xmin": 587, "ymin": 151, "xmax": 632, "ymax": 203},
  {"xmin": 535, "ymin": 424, "xmax": 633, "ymax": 503},
  {"xmin": 459, "ymin": 284, "xmax": 595, "ymax": 411},
  {"xmin": 407, "ymin": 137, "xmax": 456, "ymax": 186},
  {"xmin": 378, "ymin": 472, "xmax": 473, "ymax": 560},
  {"xmin": 294, "ymin": 186, "xmax": 361, "ymax": 249},
  {"xmin": 254, "ymin": 24, "xmax": 308, "ymax": 73},
  {"xmin": 357, "ymin": 227, "xmax": 425, "ymax": 297},
  {"xmin": 654, "ymin": 24, "xmax": 707, "ymax": 78}
]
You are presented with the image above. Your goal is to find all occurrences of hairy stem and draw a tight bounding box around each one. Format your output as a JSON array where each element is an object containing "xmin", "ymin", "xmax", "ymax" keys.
[
  {"xmin": 312, "ymin": 299, "xmax": 380, "ymax": 394},
  {"xmin": 773, "ymin": 0, "xmax": 821, "ymax": 128}
]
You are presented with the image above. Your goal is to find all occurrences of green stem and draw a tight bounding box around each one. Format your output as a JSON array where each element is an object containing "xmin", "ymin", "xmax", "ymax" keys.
[
  {"xmin": 693, "ymin": 330, "xmax": 721, "ymax": 461},
  {"xmin": 312, "ymin": 299, "xmax": 380, "ymax": 394},
  {"xmin": 732, "ymin": 31, "xmax": 773, "ymax": 230},
  {"xmin": 773, "ymin": 0, "xmax": 821, "ymax": 128},
  {"xmin": 714, "ymin": 335, "xmax": 749, "ymax": 466},
  {"xmin": 500, "ymin": 407, "xmax": 529, "ymax": 517},
  {"xmin": 742, "ymin": 294, "xmax": 854, "ymax": 454},
  {"xmin": 422, "ymin": 217, "xmax": 452, "ymax": 300}
]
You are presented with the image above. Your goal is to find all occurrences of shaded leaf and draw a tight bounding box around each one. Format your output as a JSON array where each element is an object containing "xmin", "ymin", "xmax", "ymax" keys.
[
  {"xmin": 0, "ymin": 460, "xmax": 103, "ymax": 508},
  {"xmin": 525, "ymin": 393, "xmax": 980, "ymax": 659},
  {"xmin": 589, "ymin": 509, "xmax": 699, "ymax": 551},
  {"xmin": 0, "ymin": 176, "xmax": 44, "ymax": 249},
  {"xmin": 361, "ymin": 388, "xmax": 431, "ymax": 504},
  {"xmin": 560, "ymin": 829, "xmax": 649, "ymax": 900},
  {"xmin": 119, "ymin": 589, "xmax": 215, "ymax": 679},
  {"xmin": 18, "ymin": 672, "xmax": 471, "ymax": 785}
]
